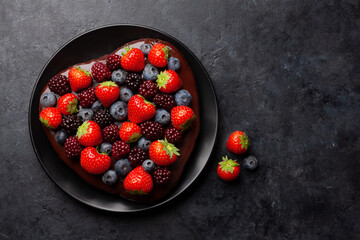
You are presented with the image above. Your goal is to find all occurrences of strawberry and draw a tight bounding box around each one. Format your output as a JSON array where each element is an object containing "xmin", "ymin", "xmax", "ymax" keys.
[
  {"xmin": 120, "ymin": 46, "xmax": 145, "ymax": 72},
  {"xmin": 156, "ymin": 70, "xmax": 182, "ymax": 93},
  {"xmin": 127, "ymin": 95, "xmax": 156, "ymax": 124},
  {"xmin": 226, "ymin": 131, "xmax": 250, "ymax": 154},
  {"xmin": 217, "ymin": 156, "xmax": 240, "ymax": 181},
  {"xmin": 124, "ymin": 166, "xmax": 153, "ymax": 195},
  {"xmin": 149, "ymin": 139, "xmax": 179, "ymax": 166},
  {"xmin": 119, "ymin": 122, "xmax": 142, "ymax": 143},
  {"xmin": 80, "ymin": 147, "xmax": 111, "ymax": 175},
  {"xmin": 171, "ymin": 106, "xmax": 196, "ymax": 132},
  {"xmin": 95, "ymin": 81, "xmax": 120, "ymax": 108},
  {"xmin": 148, "ymin": 43, "xmax": 169, "ymax": 68},
  {"xmin": 68, "ymin": 66, "xmax": 92, "ymax": 92},
  {"xmin": 57, "ymin": 93, "xmax": 79, "ymax": 115},
  {"xmin": 39, "ymin": 107, "xmax": 62, "ymax": 129},
  {"xmin": 76, "ymin": 120, "xmax": 103, "ymax": 147}
]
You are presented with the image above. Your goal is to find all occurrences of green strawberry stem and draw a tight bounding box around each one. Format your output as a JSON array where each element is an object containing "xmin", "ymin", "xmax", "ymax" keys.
[
  {"xmin": 219, "ymin": 156, "xmax": 239, "ymax": 174},
  {"xmin": 137, "ymin": 95, "xmax": 155, "ymax": 107},
  {"xmin": 67, "ymin": 98, "xmax": 79, "ymax": 114},
  {"xmin": 75, "ymin": 66, "xmax": 91, "ymax": 76},
  {"xmin": 239, "ymin": 133, "xmax": 250, "ymax": 149},
  {"xmin": 156, "ymin": 71, "xmax": 170, "ymax": 89},
  {"xmin": 162, "ymin": 46, "xmax": 169, "ymax": 60},
  {"xmin": 121, "ymin": 45, "xmax": 132, "ymax": 56},
  {"xmin": 39, "ymin": 117, "xmax": 51, "ymax": 128},
  {"xmin": 180, "ymin": 115, "xmax": 196, "ymax": 132},
  {"xmin": 159, "ymin": 138, "xmax": 180, "ymax": 158},
  {"xmin": 99, "ymin": 81, "xmax": 118, "ymax": 88},
  {"xmin": 128, "ymin": 133, "xmax": 142, "ymax": 143},
  {"xmin": 76, "ymin": 121, "xmax": 90, "ymax": 139}
]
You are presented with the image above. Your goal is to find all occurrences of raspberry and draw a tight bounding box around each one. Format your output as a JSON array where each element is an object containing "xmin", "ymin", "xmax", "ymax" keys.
[
  {"xmin": 125, "ymin": 72, "xmax": 143, "ymax": 92},
  {"xmin": 48, "ymin": 75, "xmax": 71, "ymax": 96},
  {"xmin": 128, "ymin": 148, "xmax": 148, "ymax": 167},
  {"xmin": 165, "ymin": 127, "xmax": 182, "ymax": 144},
  {"xmin": 64, "ymin": 136, "xmax": 82, "ymax": 159},
  {"xmin": 138, "ymin": 80, "xmax": 158, "ymax": 100},
  {"xmin": 61, "ymin": 115, "xmax": 82, "ymax": 135},
  {"xmin": 102, "ymin": 124, "xmax": 120, "ymax": 143},
  {"xmin": 139, "ymin": 121, "xmax": 164, "ymax": 140},
  {"xmin": 153, "ymin": 93, "xmax": 176, "ymax": 111},
  {"xmin": 93, "ymin": 109, "xmax": 114, "ymax": 128},
  {"xmin": 91, "ymin": 62, "xmax": 111, "ymax": 83},
  {"xmin": 78, "ymin": 87, "xmax": 96, "ymax": 108},
  {"xmin": 112, "ymin": 141, "xmax": 130, "ymax": 160},
  {"xmin": 152, "ymin": 166, "xmax": 171, "ymax": 184},
  {"xmin": 106, "ymin": 53, "xmax": 122, "ymax": 71}
]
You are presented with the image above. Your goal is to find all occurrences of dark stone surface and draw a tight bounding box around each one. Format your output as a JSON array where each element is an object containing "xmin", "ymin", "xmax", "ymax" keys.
[{"xmin": 1, "ymin": 0, "xmax": 359, "ymax": 239}]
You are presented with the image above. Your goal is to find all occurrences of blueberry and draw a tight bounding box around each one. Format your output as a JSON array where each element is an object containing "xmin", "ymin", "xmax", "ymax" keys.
[
  {"xmin": 244, "ymin": 156, "xmax": 258, "ymax": 170},
  {"xmin": 142, "ymin": 64, "xmax": 159, "ymax": 81},
  {"xmin": 110, "ymin": 101, "xmax": 127, "ymax": 121},
  {"xmin": 140, "ymin": 43, "xmax": 152, "ymax": 56},
  {"xmin": 175, "ymin": 89, "xmax": 192, "ymax": 106},
  {"xmin": 119, "ymin": 87, "xmax": 133, "ymax": 102},
  {"xmin": 91, "ymin": 100, "xmax": 104, "ymax": 112},
  {"xmin": 115, "ymin": 159, "xmax": 132, "ymax": 177},
  {"xmin": 142, "ymin": 159, "xmax": 155, "ymax": 172},
  {"xmin": 99, "ymin": 142, "xmax": 112, "ymax": 155},
  {"xmin": 154, "ymin": 109, "xmax": 170, "ymax": 125},
  {"xmin": 40, "ymin": 92, "xmax": 57, "ymax": 108},
  {"xmin": 111, "ymin": 69, "xmax": 127, "ymax": 85},
  {"xmin": 168, "ymin": 57, "xmax": 181, "ymax": 71},
  {"xmin": 55, "ymin": 129, "xmax": 67, "ymax": 145},
  {"xmin": 102, "ymin": 170, "xmax": 118, "ymax": 185},
  {"xmin": 77, "ymin": 108, "xmax": 94, "ymax": 121},
  {"xmin": 137, "ymin": 137, "xmax": 152, "ymax": 151}
]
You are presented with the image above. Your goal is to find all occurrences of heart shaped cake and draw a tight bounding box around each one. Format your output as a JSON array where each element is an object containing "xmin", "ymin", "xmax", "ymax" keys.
[{"xmin": 39, "ymin": 39, "xmax": 200, "ymax": 203}]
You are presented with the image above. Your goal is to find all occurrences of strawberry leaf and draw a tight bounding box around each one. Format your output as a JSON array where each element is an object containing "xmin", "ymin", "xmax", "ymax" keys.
[
  {"xmin": 239, "ymin": 132, "xmax": 250, "ymax": 149},
  {"xmin": 219, "ymin": 156, "xmax": 239, "ymax": 174},
  {"xmin": 159, "ymin": 138, "xmax": 180, "ymax": 159},
  {"xmin": 156, "ymin": 71, "xmax": 170, "ymax": 89},
  {"xmin": 66, "ymin": 98, "xmax": 79, "ymax": 114},
  {"xmin": 76, "ymin": 121, "xmax": 90, "ymax": 139},
  {"xmin": 128, "ymin": 132, "xmax": 142, "ymax": 143},
  {"xmin": 75, "ymin": 66, "xmax": 91, "ymax": 76},
  {"xmin": 39, "ymin": 117, "xmax": 51, "ymax": 128},
  {"xmin": 179, "ymin": 115, "xmax": 196, "ymax": 132},
  {"xmin": 121, "ymin": 45, "xmax": 132, "ymax": 56},
  {"xmin": 162, "ymin": 46, "xmax": 169, "ymax": 60},
  {"xmin": 99, "ymin": 81, "xmax": 118, "ymax": 88}
]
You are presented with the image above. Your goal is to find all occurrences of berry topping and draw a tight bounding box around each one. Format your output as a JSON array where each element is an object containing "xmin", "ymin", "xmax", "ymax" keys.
[
  {"xmin": 95, "ymin": 81, "xmax": 120, "ymax": 108},
  {"xmin": 55, "ymin": 129, "xmax": 67, "ymax": 145},
  {"xmin": 152, "ymin": 166, "xmax": 171, "ymax": 184},
  {"xmin": 64, "ymin": 136, "xmax": 82, "ymax": 159},
  {"xmin": 124, "ymin": 166, "xmax": 153, "ymax": 195},
  {"xmin": 68, "ymin": 66, "xmax": 92, "ymax": 92},
  {"xmin": 40, "ymin": 92, "xmax": 57, "ymax": 108},
  {"xmin": 139, "ymin": 121, "xmax": 164, "ymax": 140},
  {"xmin": 174, "ymin": 89, "xmax": 192, "ymax": 106},
  {"xmin": 57, "ymin": 93, "xmax": 79, "ymax": 115},
  {"xmin": 142, "ymin": 159, "xmax": 155, "ymax": 172},
  {"xmin": 156, "ymin": 70, "xmax": 182, "ymax": 94},
  {"xmin": 119, "ymin": 122, "xmax": 142, "ymax": 143},
  {"xmin": 76, "ymin": 120, "xmax": 103, "ymax": 147},
  {"xmin": 102, "ymin": 124, "xmax": 120, "ymax": 143},
  {"xmin": 93, "ymin": 108, "xmax": 114, "ymax": 128},
  {"xmin": 121, "ymin": 46, "xmax": 145, "ymax": 72},
  {"xmin": 61, "ymin": 114, "xmax": 82, "ymax": 135},
  {"xmin": 91, "ymin": 62, "xmax": 111, "ymax": 83},
  {"xmin": 168, "ymin": 57, "xmax": 181, "ymax": 71},
  {"xmin": 102, "ymin": 170, "xmax": 118, "ymax": 185},
  {"xmin": 119, "ymin": 87, "xmax": 133, "ymax": 102},
  {"xmin": 78, "ymin": 86, "xmax": 96, "ymax": 108},
  {"xmin": 164, "ymin": 127, "xmax": 182, "ymax": 144},
  {"xmin": 106, "ymin": 53, "xmax": 122, "ymax": 71},
  {"xmin": 140, "ymin": 43, "xmax": 152, "ymax": 56},
  {"xmin": 127, "ymin": 95, "xmax": 156, "ymax": 124},
  {"xmin": 138, "ymin": 80, "xmax": 158, "ymax": 100},
  {"xmin": 77, "ymin": 108, "xmax": 94, "ymax": 122},
  {"xmin": 153, "ymin": 93, "xmax": 176, "ymax": 111},
  {"xmin": 48, "ymin": 75, "xmax": 71, "ymax": 96},
  {"xmin": 111, "ymin": 69, "xmax": 127, "ymax": 85},
  {"xmin": 142, "ymin": 63, "xmax": 159, "ymax": 81},
  {"xmin": 109, "ymin": 101, "xmax": 127, "ymax": 121},
  {"xmin": 91, "ymin": 100, "xmax": 104, "ymax": 112},
  {"xmin": 128, "ymin": 147, "xmax": 148, "ymax": 167},
  {"xmin": 137, "ymin": 137, "xmax": 152, "ymax": 151},
  {"xmin": 149, "ymin": 139, "xmax": 179, "ymax": 166},
  {"xmin": 171, "ymin": 106, "xmax": 195, "ymax": 132},
  {"xmin": 154, "ymin": 109, "xmax": 170, "ymax": 125},
  {"xmin": 148, "ymin": 43, "xmax": 169, "ymax": 67},
  {"xmin": 80, "ymin": 147, "xmax": 111, "ymax": 175},
  {"xmin": 99, "ymin": 142, "xmax": 112, "ymax": 155},
  {"xmin": 115, "ymin": 159, "xmax": 132, "ymax": 177},
  {"xmin": 112, "ymin": 141, "xmax": 130, "ymax": 160},
  {"xmin": 125, "ymin": 72, "xmax": 143, "ymax": 93},
  {"xmin": 39, "ymin": 107, "xmax": 62, "ymax": 129}
]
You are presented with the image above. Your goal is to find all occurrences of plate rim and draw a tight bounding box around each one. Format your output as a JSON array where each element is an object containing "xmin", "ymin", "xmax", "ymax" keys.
[{"xmin": 28, "ymin": 23, "xmax": 218, "ymax": 212}]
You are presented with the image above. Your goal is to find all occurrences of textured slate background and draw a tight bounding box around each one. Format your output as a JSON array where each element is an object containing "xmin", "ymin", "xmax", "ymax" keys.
[{"xmin": 1, "ymin": 0, "xmax": 359, "ymax": 239}]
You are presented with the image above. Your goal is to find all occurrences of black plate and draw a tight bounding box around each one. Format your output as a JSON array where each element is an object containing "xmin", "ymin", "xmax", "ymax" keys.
[{"xmin": 29, "ymin": 24, "xmax": 218, "ymax": 212}]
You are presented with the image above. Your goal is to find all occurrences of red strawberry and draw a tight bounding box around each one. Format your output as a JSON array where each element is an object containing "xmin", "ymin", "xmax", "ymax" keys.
[
  {"xmin": 149, "ymin": 139, "xmax": 179, "ymax": 166},
  {"xmin": 80, "ymin": 147, "xmax": 111, "ymax": 175},
  {"xmin": 128, "ymin": 95, "xmax": 156, "ymax": 124},
  {"xmin": 106, "ymin": 53, "xmax": 122, "ymax": 71},
  {"xmin": 148, "ymin": 43, "xmax": 169, "ymax": 68},
  {"xmin": 226, "ymin": 131, "xmax": 250, "ymax": 154},
  {"xmin": 57, "ymin": 93, "xmax": 79, "ymax": 115},
  {"xmin": 91, "ymin": 62, "xmax": 111, "ymax": 83},
  {"xmin": 76, "ymin": 120, "xmax": 103, "ymax": 147},
  {"xmin": 171, "ymin": 106, "xmax": 196, "ymax": 132},
  {"xmin": 119, "ymin": 122, "xmax": 142, "ymax": 143},
  {"xmin": 124, "ymin": 166, "xmax": 153, "ymax": 195},
  {"xmin": 156, "ymin": 70, "xmax": 182, "ymax": 93},
  {"xmin": 121, "ymin": 46, "xmax": 145, "ymax": 72},
  {"xmin": 95, "ymin": 81, "xmax": 120, "ymax": 108},
  {"xmin": 68, "ymin": 66, "xmax": 92, "ymax": 92},
  {"xmin": 217, "ymin": 156, "xmax": 240, "ymax": 181},
  {"xmin": 39, "ymin": 107, "xmax": 62, "ymax": 129}
]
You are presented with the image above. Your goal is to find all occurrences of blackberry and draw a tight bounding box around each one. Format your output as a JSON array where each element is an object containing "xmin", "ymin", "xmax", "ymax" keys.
[
  {"xmin": 153, "ymin": 93, "xmax": 176, "ymax": 111},
  {"xmin": 165, "ymin": 127, "xmax": 182, "ymax": 144},
  {"xmin": 139, "ymin": 80, "xmax": 158, "ymax": 100},
  {"xmin": 153, "ymin": 166, "xmax": 171, "ymax": 184},
  {"xmin": 102, "ymin": 124, "xmax": 120, "ymax": 143},
  {"xmin": 140, "ymin": 121, "xmax": 164, "ymax": 140},
  {"xmin": 125, "ymin": 72, "xmax": 143, "ymax": 92},
  {"xmin": 91, "ymin": 62, "xmax": 111, "ymax": 83},
  {"xmin": 128, "ymin": 148, "xmax": 148, "ymax": 167},
  {"xmin": 61, "ymin": 115, "xmax": 82, "ymax": 135},
  {"xmin": 48, "ymin": 75, "xmax": 71, "ymax": 96},
  {"xmin": 106, "ymin": 53, "xmax": 122, "ymax": 71},
  {"xmin": 112, "ymin": 141, "xmax": 130, "ymax": 160},
  {"xmin": 93, "ymin": 109, "xmax": 114, "ymax": 128},
  {"xmin": 78, "ymin": 87, "xmax": 96, "ymax": 108},
  {"xmin": 64, "ymin": 136, "xmax": 82, "ymax": 159}
]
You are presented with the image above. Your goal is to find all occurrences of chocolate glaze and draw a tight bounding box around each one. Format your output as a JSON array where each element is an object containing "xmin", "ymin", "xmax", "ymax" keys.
[{"xmin": 40, "ymin": 39, "xmax": 200, "ymax": 203}]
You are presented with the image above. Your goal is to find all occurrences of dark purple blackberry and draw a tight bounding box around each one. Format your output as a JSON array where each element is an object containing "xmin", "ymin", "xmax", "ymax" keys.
[
  {"xmin": 61, "ymin": 115, "xmax": 82, "ymax": 135},
  {"xmin": 78, "ymin": 87, "xmax": 96, "ymax": 108},
  {"xmin": 64, "ymin": 136, "xmax": 82, "ymax": 159},
  {"xmin": 125, "ymin": 72, "xmax": 143, "ymax": 92},
  {"xmin": 112, "ymin": 141, "xmax": 130, "ymax": 160},
  {"xmin": 153, "ymin": 166, "xmax": 171, "ymax": 184},
  {"xmin": 128, "ymin": 148, "xmax": 148, "ymax": 167},
  {"xmin": 48, "ymin": 75, "xmax": 71, "ymax": 96},
  {"xmin": 93, "ymin": 109, "xmax": 114, "ymax": 128},
  {"xmin": 153, "ymin": 93, "xmax": 176, "ymax": 111},
  {"xmin": 102, "ymin": 124, "xmax": 120, "ymax": 143},
  {"xmin": 138, "ymin": 80, "xmax": 158, "ymax": 100},
  {"xmin": 165, "ymin": 127, "xmax": 182, "ymax": 144},
  {"xmin": 139, "ymin": 121, "xmax": 164, "ymax": 140}
]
